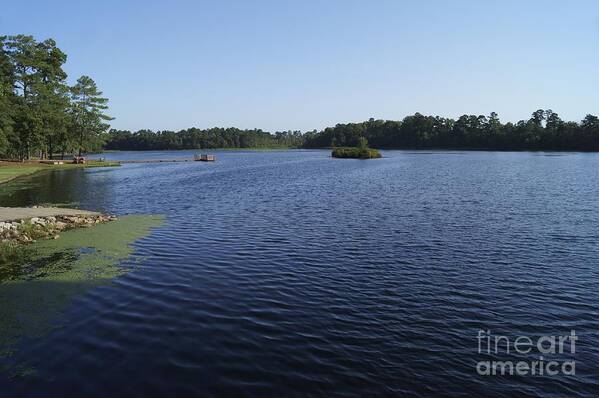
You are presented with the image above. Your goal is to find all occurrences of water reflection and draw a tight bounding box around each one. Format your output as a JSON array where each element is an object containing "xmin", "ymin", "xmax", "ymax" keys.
[{"xmin": 0, "ymin": 168, "xmax": 116, "ymax": 212}]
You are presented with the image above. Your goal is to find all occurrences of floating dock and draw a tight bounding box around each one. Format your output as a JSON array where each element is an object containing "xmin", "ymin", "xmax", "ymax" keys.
[
  {"xmin": 118, "ymin": 155, "xmax": 216, "ymax": 164},
  {"xmin": 119, "ymin": 159, "xmax": 193, "ymax": 164},
  {"xmin": 195, "ymin": 154, "xmax": 216, "ymax": 162}
]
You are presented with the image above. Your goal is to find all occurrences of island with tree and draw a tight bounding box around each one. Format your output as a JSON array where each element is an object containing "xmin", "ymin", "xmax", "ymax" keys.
[{"xmin": 331, "ymin": 137, "xmax": 381, "ymax": 159}]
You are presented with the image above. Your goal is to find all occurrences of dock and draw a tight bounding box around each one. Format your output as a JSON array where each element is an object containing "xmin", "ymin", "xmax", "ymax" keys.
[
  {"xmin": 119, "ymin": 154, "xmax": 216, "ymax": 164},
  {"xmin": 194, "ymin": 154, "xmax": 216, "ymax": 162},
  {"xmin": 119, "ymin": 159, "xmax": 194, "ymax": 164}
]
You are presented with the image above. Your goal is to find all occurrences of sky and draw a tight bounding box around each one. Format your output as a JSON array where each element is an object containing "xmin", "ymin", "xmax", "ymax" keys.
[{"xmin": 2, "ymin": 0, "xmax": 599, "ymax": 132}]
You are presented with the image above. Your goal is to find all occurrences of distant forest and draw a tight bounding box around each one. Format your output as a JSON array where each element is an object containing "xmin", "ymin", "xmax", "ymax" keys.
[
  {"xmin": 106, "ymin": 110, "xmax": 599, "ymax": 152},
  {"xmin": 105, "ymin": 128, "xmax": 304, "ymax": 151}
]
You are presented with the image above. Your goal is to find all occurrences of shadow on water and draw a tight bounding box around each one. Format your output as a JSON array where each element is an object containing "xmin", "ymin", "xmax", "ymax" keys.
[
  {"xmin": 0, "ymin": 245, "xmax": 77, "ymax": 282},
  {"xmin": 0, "ymin": 169, "xmax": 82, "ymax": 207},
  {"xmin": 0, "ymin": 215, "xmax": 164, "ymax": 375}
]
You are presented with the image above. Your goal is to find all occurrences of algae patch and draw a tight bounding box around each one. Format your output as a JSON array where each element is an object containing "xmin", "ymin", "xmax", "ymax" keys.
[{"xmin": 0, "ymin": 215, "xmax": 164, "ymax": 360}]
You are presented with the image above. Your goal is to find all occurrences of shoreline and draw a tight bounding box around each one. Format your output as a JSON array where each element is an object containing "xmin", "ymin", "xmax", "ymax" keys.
[
  {"xmin": 0, "ymin": 208, "xmax": 117, "ymax": 245},
  {"xmin": 0, "ymin": 162, "xmax": 121, "ymax": 246}
]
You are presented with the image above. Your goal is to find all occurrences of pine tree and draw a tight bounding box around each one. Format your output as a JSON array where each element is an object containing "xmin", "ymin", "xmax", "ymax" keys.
[{"xmin": 69, "ymin": 76, "xmax": 113, "ymax": 156}]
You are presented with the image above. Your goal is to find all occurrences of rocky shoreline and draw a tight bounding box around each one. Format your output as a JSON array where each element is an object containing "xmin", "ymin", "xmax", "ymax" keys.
[{"xmin": 0, "ymin": 213, "xmax": 117, "ymax": 244}]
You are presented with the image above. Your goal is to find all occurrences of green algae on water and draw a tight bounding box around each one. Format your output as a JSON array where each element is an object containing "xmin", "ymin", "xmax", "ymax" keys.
[{"xmin": 0, "ymin": 214, "xmax": 164, "ymax": 361}]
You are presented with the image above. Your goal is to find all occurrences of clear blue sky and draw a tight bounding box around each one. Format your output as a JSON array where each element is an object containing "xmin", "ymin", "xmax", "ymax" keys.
[{"xmin": 2, "ymin": 0, "xmax": 599, "ymax": 132}]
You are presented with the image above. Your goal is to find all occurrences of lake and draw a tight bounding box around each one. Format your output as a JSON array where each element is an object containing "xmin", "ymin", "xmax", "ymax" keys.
[{"xmin": 1, "ymin": 149, "xmax": 599, "ymax": 397}]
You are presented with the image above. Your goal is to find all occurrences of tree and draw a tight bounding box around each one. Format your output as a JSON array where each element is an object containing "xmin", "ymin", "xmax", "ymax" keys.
[
  {"xmin": 1, "ymin": 35, "xmax": 70, "ymax": 159},
  {"xmin": 3, "ymin": 35, "xmax": 43, "ymax": 159},
  {"xmin": 581, "ymin": 114, "xmax": 599, "ymax": 150},
  {"xmin": 36, "ymin": 38, "xmax": 69, "ymax": 158},
  {"xmin": 69, "ymin": 75, "xmax": 112, "ymax": 155},
  {"xmin": 0, "ymin": 37, "xmax": 15, "ymax": 155},
  {"xmin": 301, "ymin": 110, "xmax": 599, "ymax": 151},
  {"xmin": 357, "ymin": 136, "xmax": 368, "ymax": 149}
]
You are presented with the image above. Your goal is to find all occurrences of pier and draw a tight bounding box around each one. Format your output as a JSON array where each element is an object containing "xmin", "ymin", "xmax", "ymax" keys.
[
  {"xmin": 119, "ymin": 154, "xmax": 216, "ymax": 164},
  {"xmin": 118, "ymin": 158, "xmax": 194, "ymax": 164}
]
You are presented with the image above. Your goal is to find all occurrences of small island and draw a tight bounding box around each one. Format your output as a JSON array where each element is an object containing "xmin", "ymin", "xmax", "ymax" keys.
[{"xmin": 331, "ymin": 138, "xmax": 382, "ymax": 159}]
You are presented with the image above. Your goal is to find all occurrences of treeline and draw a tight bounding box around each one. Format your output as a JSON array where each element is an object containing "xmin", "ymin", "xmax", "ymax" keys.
[
  {"xmin": 0, "ymin": 35, "xmax": 111, "ymax": 159},
  {"xmin": 303, "ymin": 111, "xmax": 599, "ymax": 151},
  {"xmin": 2, "ymin": 37, "xmax": 597, "ymax": 155},
  {"xmin": 105, "ymin": 128, "xmax": 304, "ymax": 150},
  {"xmin": 105, "ymin": 110, "xmax": 599, "ymax": 152}
]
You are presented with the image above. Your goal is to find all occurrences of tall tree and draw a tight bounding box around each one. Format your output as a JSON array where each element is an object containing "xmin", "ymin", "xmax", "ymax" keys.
[
  {"xmin": 0, "ymin": 37, "xmax": 15, "ymax": 154},
  {"xmin": 1, "ymin": 35, "xmax": 69, "ymax": 159},
  {"xmin": 36, "ymin": 39, "xmax": 69, "ymax": 158},
  {"xmin": 69, "ymin": 75, "xmax": 112, "ymax": 155},
  {"xmin": 3, "ymin": 35, "xmax": 41, "ymax": 159}
]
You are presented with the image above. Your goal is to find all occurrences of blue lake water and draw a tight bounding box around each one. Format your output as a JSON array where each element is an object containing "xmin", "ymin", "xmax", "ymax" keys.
[{"xmin": 1, "ymin": 149, "xmax": 599, "ymax": 397}]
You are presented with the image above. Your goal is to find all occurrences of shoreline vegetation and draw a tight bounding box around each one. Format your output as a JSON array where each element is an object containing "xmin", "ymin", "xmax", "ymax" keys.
[{"xmin": 102, "ymin": 110, "xmax": 599, "ymax": 152}]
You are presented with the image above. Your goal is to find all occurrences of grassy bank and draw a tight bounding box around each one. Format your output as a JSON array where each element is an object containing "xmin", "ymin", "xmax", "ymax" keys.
[{"xmin": 0, "ymin": 160, "xmax": 120, "ymax": 184}]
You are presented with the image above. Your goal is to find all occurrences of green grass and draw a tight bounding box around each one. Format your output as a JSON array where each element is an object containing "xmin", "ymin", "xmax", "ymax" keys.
[
  {"xmin": 48, "ymin": 160, "xmax": 120, "ymax": 169},
  {"xmin": 0, "ymin": 166, "xmax": 44, "ymax": 184},
  {"xmin": 331, "ymin": 147, "xmax": 382, "ymax": 159}
]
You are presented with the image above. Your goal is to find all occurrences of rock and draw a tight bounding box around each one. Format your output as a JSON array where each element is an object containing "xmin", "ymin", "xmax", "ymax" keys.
[
  {"xmin": 30, "ymin": 217, "xmax": 46, "ymax": 225},
  {"xmin": 0, "ymin": 211, "xmax": 116, "ymax": 245}
]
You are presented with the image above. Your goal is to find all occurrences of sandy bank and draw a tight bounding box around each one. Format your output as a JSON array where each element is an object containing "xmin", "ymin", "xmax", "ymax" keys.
[{"xmin": 0, "ymin": 207, "xmax": 101, "ymax": 222}]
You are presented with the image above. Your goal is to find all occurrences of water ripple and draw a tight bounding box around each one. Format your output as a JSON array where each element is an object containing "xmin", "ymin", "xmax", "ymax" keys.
[{"xmin": 2, "ymin": 150, "xmax": 599, "ymax": 397}]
